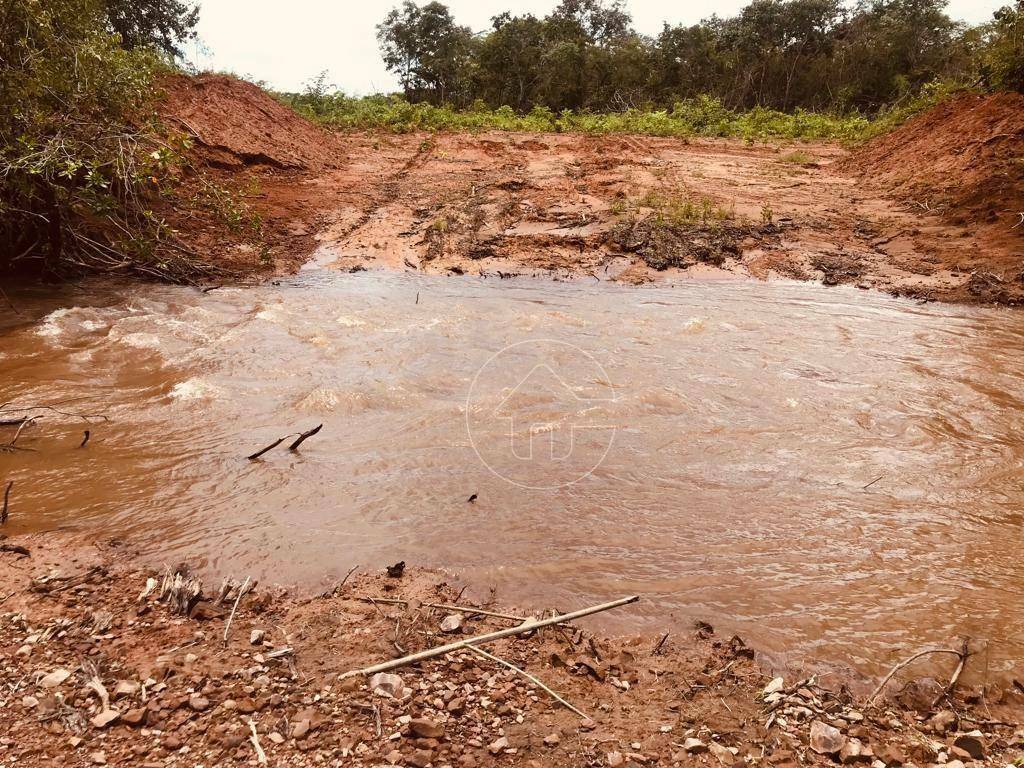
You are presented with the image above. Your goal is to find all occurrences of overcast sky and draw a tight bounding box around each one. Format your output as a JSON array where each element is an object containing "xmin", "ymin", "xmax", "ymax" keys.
[{"xmin": 187, "ymin": 0, "xmax": 1006, "ymax": 94}]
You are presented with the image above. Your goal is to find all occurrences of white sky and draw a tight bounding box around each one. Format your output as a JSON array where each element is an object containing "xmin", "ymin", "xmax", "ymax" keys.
[{"xmin": 187, "ymin": 0, "xmax": 1006, "ymax": 94}]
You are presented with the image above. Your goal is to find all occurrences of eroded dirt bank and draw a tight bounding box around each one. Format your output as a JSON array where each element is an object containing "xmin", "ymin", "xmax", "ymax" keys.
[
  {"xmin": 167, "ymin": 78, "xmax": 1023, "ymax": 305},
  {"xmin": 1, "ymin": 534, "xmax": 1022, "ymax": 768}
]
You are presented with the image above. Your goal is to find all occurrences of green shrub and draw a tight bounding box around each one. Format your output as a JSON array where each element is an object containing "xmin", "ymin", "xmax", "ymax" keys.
[{"xmin": 0, "ymin": 0, "xmax": 204, "ymax": 278}]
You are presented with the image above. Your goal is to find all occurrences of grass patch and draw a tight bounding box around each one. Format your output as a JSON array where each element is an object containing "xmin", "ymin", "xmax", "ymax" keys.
[{"xmin": 278, "ymin": 91, "xmax": 873, "ymax": 142}]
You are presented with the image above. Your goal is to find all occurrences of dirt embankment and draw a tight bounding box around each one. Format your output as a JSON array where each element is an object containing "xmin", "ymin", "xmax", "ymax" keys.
[
  {"xmin": 160, "ymin": 75, "xmax": 1024, "ymax": 305},
  {"xmin": 1, "ymin": 534, "xmax": 1022, "ymax": 768},
  {"xmin": 839, "ymin": 92, "xmax": 1024, "ymax": 303}
]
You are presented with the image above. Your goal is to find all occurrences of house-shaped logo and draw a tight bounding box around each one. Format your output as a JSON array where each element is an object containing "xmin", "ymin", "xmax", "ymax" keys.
[
  {"xmin": 493, "ymin": 363, "xmax": 612, "ymax": 461},
  {"xmin": 466, "ymin": 339, "xmax": 617, "ymax": 490}
]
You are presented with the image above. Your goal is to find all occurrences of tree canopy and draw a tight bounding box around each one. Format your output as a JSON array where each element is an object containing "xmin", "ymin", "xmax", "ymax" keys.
[{"xmin": 376, "ymin": 0, "xmax": 1020, "ymax": 113}]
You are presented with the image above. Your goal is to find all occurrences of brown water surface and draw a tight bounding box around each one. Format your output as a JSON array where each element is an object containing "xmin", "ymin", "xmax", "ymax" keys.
[{"xmin": 2, "ymin": 271, "xmax": 1023, "ymax": 678}]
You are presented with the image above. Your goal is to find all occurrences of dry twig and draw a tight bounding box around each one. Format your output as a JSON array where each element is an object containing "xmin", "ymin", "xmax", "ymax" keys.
[
  {"xmin": 867, "ymin": 646, "xmax": 968, "ymax": 706},
  {"xmin": 467, "ymin": 644, "xmax": 590, "ymax": 719}
]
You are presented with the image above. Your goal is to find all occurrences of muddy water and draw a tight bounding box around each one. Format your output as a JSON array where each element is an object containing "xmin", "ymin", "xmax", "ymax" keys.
[{"xmin": 2, "ymin": 271, "xmax": 1024, "ymax": 678}]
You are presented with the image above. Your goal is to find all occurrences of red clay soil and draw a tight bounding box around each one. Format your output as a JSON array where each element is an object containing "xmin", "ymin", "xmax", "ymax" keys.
[
  {"xmin": 841, "ymin": 93, "xmax": 1024, "ymax": 231},
  {"xmin": 158, "ymin": 74, "xmax": 343, "ymax": 172},
  {"xmin": 1, "ymin": 533, "xmax": 1022, "ymax": 768},
  {"xmin": 156, "ymin": 75, "xmax": 1024, "ymax": 305}
]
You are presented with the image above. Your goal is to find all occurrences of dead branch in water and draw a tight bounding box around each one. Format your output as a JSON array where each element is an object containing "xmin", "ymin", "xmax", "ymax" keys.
[
  {"xmin": 1, "ymin": 480, "xmax": 11, "ymax": 524},
  {"xmin": 1, "ymin": 417, "xmax": 37, "ymax": 451},
  {"xmin": 247, "ymin": 424, "xmax": 322, "ymax": 459},
  {"xmin": 867, "ymin": 645, "xmax": 969, "ymax": 706},
  {"xmin": 467, "ymin": 644, "xmax": 591, "ymax": 719},
  {"xmin": 288, "ymin": 423, "xmax": 322, "ymax": 451},
  {"xmin": 932, "ymin": 638, "xmax": 971, "ymax": 708},
  {"xmin": 246, "ymin": 435, "xmax": 292, "ymax": 461},
  {"xmin": 79, "ymin": 430, "xmax": 90, "ymax": 448},
  {"xmin": 339, "ymin": 595, "xmax": 639, "ymax": 679},
  {"xmin": 0, "ymin": 402, "xmax": 108, "ymax": 423}
]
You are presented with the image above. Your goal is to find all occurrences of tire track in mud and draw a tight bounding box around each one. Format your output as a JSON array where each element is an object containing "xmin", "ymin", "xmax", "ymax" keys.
[{"xmin": 327, "ymin": 138, "xmax": 438, "ymax": 248}]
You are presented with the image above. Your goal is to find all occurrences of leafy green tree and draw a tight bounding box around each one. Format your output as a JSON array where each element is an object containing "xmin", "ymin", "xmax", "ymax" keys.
[
  {"xmin": 377, "ymin": 1, "xmax": 474, "ymax": 103},
  {"xmin": 104, "ymin": 0, "xmax": 199, "ymax": 57},
  {"xmin": 982, "ymin": 1, "xmax": 1024, "ymax": 91}
]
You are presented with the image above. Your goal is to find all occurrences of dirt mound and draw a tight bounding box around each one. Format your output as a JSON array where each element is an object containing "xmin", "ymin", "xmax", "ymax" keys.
[
  {"xmin": 159, "ymin": 73, "xmax": 342, "ymax": 171},
  {"xmin": 841, "ymin": 92, "xmax": 1024, "ymax": 229}
]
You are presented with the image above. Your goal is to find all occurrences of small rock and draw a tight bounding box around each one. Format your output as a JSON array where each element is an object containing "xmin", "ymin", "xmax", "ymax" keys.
[
  {"xmin": 122, "ymin": 707, "xmax": 147, "ymax": 726},
  {"xmin": 951, "ymin": 733, "xmax": 985, "ymax": 760},
  {"xmin": 15, "ymin": 644, "xmax": 32, "ymax": 658},
  {"xmin": 544, "ymin": 733, "xmax": 561, "ymax": 747},
  {"xmin": 608, "ymin": 752, "xmax": 625, "ymax": 767},
  {"xmin": 250, "ymin": 629, "xmax": 265, "ymax": 645},
  {"xmin": 709, "ymin": 741, "xmax": 738, "ymax": 765},
  {"xmin": 369, "ymin": 672, "xmax": 404, "ymax": 698},
  {"xmin": 409, "ymin": 749, "xmax": 435, "ymax": 768},
  {"xmin": 763, "ymin": 677, "xmax": 785, "ymax": 696},
  {"xmin": 929, "ymin": 711, "xmax": 958, "ymax": 734},
  {"xmin": 269, "ymin": 732, "xmax": 285, "ymax": 745},
  {"xmin": 878, "ymin": 743, "xmax": 906, "ymax": 766},
  {"xmin": 840, "ymin": 737, "xmax": 872, "ymax": 764},
  {"xmin": 683, "ymin": 738, "xmax": 708, "ymax": 754},
  {"xmin": 188, "ymin": 695, "xmax": 210, "ymax": 712},
  {"xmin": 488, "ymin": 737, "xmax": 509, "ymax": 755},
  {"xmin": 91, "ymin": 709, "xmax": 120, "ymax": 729},
  {"xmin": 69, "ymin": 737, "xmax": 84, "ymax": 749},
  {"xmin": 22, "ymin": 695, "xmax": 39, "ymax": 709},
  {"xmin": 39, "ymin": 669, "xmax": 71, "ymax": 689},
  {"xmin": 162, "ymin": 734, "xmax": 183, "ymax": 751},
  {"xmin": 409, "ymin": 718, "xmax": 444, "ymax": 739},
  {"xmin": 91, "ymin": 751, "xmax": 107, "ymax": 765},
  {"xmin": 291, "ymin": 720, "xmax": 311, "ymax": 740},
  {"xmin": 113, "ymin": 680, "xmax": 139, "ymax": 699},
  {"xmin": 944, "ymin": 761, "xmax": 965, "ymax": 768},
  {"xmin": 809, "ymin": 720, "xmax": 845, "ymax": 755},
  {"xmin": 440, "ymin": 614, "xmax": 463, "ymax": 633},
  {"xmin": 846, "ymin": 710, "xmax": 865, "ymax": 723}
]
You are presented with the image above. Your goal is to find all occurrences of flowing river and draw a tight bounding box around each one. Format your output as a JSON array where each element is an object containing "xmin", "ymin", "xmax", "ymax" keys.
[{"xmin": 2, "ymin": 269, "xmax": 1023, "ymax": 679}]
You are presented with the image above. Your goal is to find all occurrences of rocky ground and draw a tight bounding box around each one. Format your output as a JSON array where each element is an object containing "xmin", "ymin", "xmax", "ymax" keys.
[{"xmin": 0, "ymin": 534, "xmax": 1022, "ymax": 767}]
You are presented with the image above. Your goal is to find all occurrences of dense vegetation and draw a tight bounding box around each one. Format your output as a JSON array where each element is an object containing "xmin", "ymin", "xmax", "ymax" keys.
[
  {"xmin": 372, "ymin": 0, "xmax": 1023, "ymax": 114},
  {"xmin": 0, "ymin": 0, "xmax": 200, "ymax": 278}
]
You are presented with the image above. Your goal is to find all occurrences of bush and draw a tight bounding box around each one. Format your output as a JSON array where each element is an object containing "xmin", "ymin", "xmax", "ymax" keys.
[
  {"xmin": 983, "ymin": 1, "xmax": 1024, "ymax": 92},
  {"xmin": 0, "ymin": 0, "xmax": 204, "ymax": 278},
  {"xmin": 277, "ymin": 89, "xmax": 871, "ymax": 142}
]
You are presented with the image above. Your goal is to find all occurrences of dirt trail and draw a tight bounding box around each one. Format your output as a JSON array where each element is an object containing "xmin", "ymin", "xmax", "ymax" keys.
[
  {"xmin": 158, "ymin": 76, "xmax": 1021, "ymax": 304},
  {"xmin": 1, "ymin": 534, "xmax": 1022, "ymax": 767},
  {"xmin": 257, "ymin": 130, "xmax": 1016, "ymax": 304}
]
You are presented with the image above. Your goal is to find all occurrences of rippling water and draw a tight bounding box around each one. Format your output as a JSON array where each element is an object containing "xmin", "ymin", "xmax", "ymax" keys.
[{"xmin": 3, "ymin": 270, "xmax": 1023, "ymax": 678}]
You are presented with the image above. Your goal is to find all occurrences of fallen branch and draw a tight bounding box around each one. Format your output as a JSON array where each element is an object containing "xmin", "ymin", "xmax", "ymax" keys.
[
  {"xmin": 247, "ymin": 436, "xmax": 292, "ymax": 461},
  {"xmin": 1, "ymin": 480, "xmax": 11, "ymax": 524},
  {"xmin": 288, "ymin": 424, "xmax": 323, "ymax": 451},
  {"xmin": 223, "ymin": 576, "xmax": 253, "ymax": 647},
  {"xmin": 932, "ymin": 638, "xmax": 971, "ymax": 709},
  {"xmin": 359, "ymin": 596, "xmax": 539, "ymax": 624},
  {"xmin": 867, "ymin": 647, "xmax": 966, "ymax": 706},
  {"xmin": 247, "ymin": 718, "xmax": 267, "ymax": 765},
  {"xmin": 340, "ymin": 595, "xmax": 639, "ymax": 679},
  {"xmin": 467, "ymin": 644, "xmax": 590, "ymax": 720},
  {"xmin": 0, "ymin": 543, "xmax": 30, "ymax": 557},
  {"xmin": 79, "ymin": 430, "xmax": 90, "ymax": 448}
]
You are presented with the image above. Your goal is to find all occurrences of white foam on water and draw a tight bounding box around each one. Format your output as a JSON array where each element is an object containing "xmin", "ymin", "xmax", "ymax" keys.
[
  {"xmin": 335, "ymin": 315, "xmax": 366, "ymax": 328},
  {"xmin": 295, "ymin": 387, "xmax": 341, "ymax": 412},
  {"xmin": 170, "ymin": 378, "xmax": 222, "ymax": 401}
]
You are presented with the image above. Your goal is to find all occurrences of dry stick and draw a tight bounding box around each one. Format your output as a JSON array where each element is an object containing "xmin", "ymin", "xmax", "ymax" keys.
[
  {"xmin": 467, "ymin": 644, "xmax": 590, "ymax": 720},
  {"xmin": 932, "ymin": 638, "xmax": 971, "ymax": 709},
  {"xmin": 223, "ymin": 576, "xmax": 252, "ymax": 647},
  {"xmin": 340, "ymin": 595, "xmax": 639, "ymax": 679},
  {"xmin": 79, "ymin": 430, "xmax": 90, "ymax": 448},
  {"xmin": 360, "ymin": 596, "xmax": 537, "ymax": 623},
  {"xmin": 652, "ymin": 632, "xmax": 670, "ymax": 655},
  {"xmin": 1, "ymin": 480, "xmax": 11, "ymax": 524},
  {"xmin": 866, "ymin": 647, "xmax": 965, "ymax": 706},
  {"xmin": 288, "ymin": 424, "xmax": 323, "ymax": 451},
  {"xmin": 247, "ymin": 435, "xmax": 293, "ymax": 461},
  {"xmin": 247, "ymin": 718, "xmax": 267, "ymax": 765}
]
